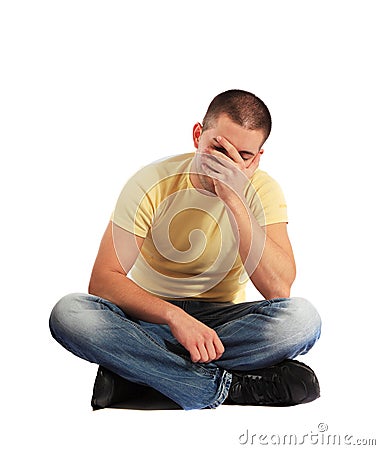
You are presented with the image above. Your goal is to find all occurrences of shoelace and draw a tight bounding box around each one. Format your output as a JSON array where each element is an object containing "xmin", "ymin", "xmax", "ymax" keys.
[{"xmin": 239, "ymin": 371, "xmax": 291, "ymax": 404}]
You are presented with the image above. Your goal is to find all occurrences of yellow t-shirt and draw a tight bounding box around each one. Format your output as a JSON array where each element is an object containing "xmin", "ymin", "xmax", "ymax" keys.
[{"xmin": 112, "ymin": 153, "xmax": 287, "ymax": 303}]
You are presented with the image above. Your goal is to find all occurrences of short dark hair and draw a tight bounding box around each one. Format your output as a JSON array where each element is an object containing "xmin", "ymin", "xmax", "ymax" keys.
[{"xmin": 202, "ymin": 89, "xmax": 272, "ymax": 143}]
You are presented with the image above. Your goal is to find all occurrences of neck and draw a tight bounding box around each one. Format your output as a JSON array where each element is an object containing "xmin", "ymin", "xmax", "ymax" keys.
[{"xmin": 189, "ymin": 158, "xmax": 216, "ymax": 196}]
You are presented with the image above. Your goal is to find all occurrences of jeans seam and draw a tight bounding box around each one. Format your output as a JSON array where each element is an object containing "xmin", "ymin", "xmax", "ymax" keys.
[{"xmin": 207, "ymin": 370, "xmax": 232, "ymax": 409}]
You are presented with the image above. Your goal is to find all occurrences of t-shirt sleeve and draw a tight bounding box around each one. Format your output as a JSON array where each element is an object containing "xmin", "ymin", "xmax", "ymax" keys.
[
  {"xmin": 247, "ymin": 172, "xmax": 288, "ymax": 227},
  {"xmin": 112, "ymin": 166, "xmax": 159, "ymax": 238}
]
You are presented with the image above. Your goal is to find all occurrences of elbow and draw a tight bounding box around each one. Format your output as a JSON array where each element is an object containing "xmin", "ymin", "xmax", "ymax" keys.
[
  {"xmin": 88, "ymin": 271, "xmax": 103, "ymax": 297},
  {"xmin": 272, "ymin": 263, "xmax": 296, "ymax": 299},
  {"xmin": 88, "ymin": 267, "xmax": 125, "ymax": 298},
  {"xmin": 262, "ymin": 264, "xmax": 296, "ymax": 300},
  {"xmin": 88, "ymin": 278, "xmax": 97, "ymax": 297},
  {"xmin": 266, "ymin": 287, "xmax": 291, "ymax": 300},
  {"xmin": 264, "ymin": 276, "xmax": 294, "ymax": 300}
]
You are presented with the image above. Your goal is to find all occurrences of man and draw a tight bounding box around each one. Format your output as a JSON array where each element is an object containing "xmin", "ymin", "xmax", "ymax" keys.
[{"xmin": 49, "ymin": 89, "xmax": 321, "ymax": 410}]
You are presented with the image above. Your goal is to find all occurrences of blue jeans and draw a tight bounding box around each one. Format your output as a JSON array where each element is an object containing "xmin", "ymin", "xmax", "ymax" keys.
[{"xmin": 49, "ymin": 294, "xmax": 321, "ymax": 410}]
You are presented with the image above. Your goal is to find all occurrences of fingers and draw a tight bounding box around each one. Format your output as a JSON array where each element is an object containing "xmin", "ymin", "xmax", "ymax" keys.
[
  {"xmin": 201, "ymin": 154, "xmax": 231, "ymax": 177},
  {"xmin": 213, "ymin": 335, "xmax": 225, "ymax": 359},
  {"xmin": 202, "ymin": 340, "xmax": 217, "ymax": 362},
  {"xmin": 216, "ymin": 135, "xmax": 244, "ymax": 167},
  {"xmin": 201, "ymin": 152, "xmax": 251, "ymax": 199},
  {"xmin": 189, "ymin": 347, "xmax": 202, "ymax": 364},
  {"xmin": 189, "ymin": 332, "xmax": 225, "ymax": 364},
  {"xmin": 202, "ymin": 136, "xmax": 258, "ymax": 181},
  {"xmin": 245, "ymin": 150, "xmax": 262, "ymax": 177},
  {"xmin": 195, "ymin": 343, "xmax": 213, "ymax": 363},
  {"xmin": 210, "ymin": 136, "xmax": 262, "ymax": 176},
  {"xmin": 248, "ymin": 149, "xmax": 261, "ymax": 168},
  {"xmin": 169, "ymin": 310, "xmax": 225, "ymax": 364}
]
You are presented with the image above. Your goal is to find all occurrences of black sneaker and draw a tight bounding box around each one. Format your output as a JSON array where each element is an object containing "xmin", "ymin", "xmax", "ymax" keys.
[
  {"xmin": 227, "ymin": 359, "xmax": 320, "ymax": 406},
  {"xmin": 91, "ymin": 366, "xmax": 147, "ymax": 410}
]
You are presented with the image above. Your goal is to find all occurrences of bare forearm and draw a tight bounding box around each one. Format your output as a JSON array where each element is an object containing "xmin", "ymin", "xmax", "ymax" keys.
[
  {"xmin": 88, "ymin": 270, "xmax": 225, "ymax": 363},
  {"xmin": 226, "ymin": 197, "xmax": 295, "ymax": 299},
  {"xmin": 88, "ymin": 221, "xmax": 224, "ymax": 363},
  {"xmin": 200, "ymin": 138, "xmax": 295, "ymax": 298},
  {"xmin": 248, "ymin": 234, "xmax": 296, "ymax": 299},
  {"xmin": 88, "ymin": 271, "xmax": 180, "ymax": 325}
]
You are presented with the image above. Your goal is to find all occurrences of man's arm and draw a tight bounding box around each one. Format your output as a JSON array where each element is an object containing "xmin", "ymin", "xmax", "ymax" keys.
[
  {"xmin": 88, "ymin": 221, "xmax": 224, "ymax": 362},
  {"xmin": 252, "ymin": 222, "xmax": 296, "ymax": 299},
  {"xmin": 88, "ymin": 221, "xmax": 175, "ymax": 324},
  {"xmin": 225, "ymin": 199, "xmax": 296, "ymax": 299},
  {"xmin": 200, "ymin": 138, "xmax": 296, "ymax": 299}
]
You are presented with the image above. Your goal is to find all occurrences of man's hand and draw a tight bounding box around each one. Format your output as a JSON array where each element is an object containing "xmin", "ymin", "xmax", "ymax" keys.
[
  {"xmin": 200, "ymin": 135, "xmax": 261, "ymax": 203},
  {"xmin": 167, "ymin": 307, "xmax": 224, "ymax": 363}
]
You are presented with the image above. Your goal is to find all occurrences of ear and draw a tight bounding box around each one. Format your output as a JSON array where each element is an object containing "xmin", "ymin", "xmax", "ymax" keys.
[{"xmin": 192, "ymin": 122, "xmax": 202, "ymax": 149}]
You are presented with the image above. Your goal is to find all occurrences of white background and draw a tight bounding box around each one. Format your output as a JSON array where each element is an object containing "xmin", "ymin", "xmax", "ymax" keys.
[{"xmin": 1, "ymin": 1, "xmax": 379, "ymax": 448}]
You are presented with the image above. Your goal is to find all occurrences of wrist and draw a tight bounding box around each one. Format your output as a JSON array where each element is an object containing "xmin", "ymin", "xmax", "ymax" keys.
[
  {"xmin": 223, "ymin": 191, "xmax": 247, "ymax": 212},
  {"xmin": 164, "ymin": 302, "xmax": 185, "ymax": 327}
]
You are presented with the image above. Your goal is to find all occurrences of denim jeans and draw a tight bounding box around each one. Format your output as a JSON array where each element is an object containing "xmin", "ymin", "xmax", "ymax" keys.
[{"xmin": 49, "ymin": 294, "xmax": 321, "ymax": 410}]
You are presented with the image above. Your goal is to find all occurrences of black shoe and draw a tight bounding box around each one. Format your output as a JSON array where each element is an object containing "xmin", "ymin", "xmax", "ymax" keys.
[
  {"xmin": 91, "ymin": 366, "xmax": 147, "ymax": 410},
  {"xmin": 227, "ymin": 359, "xmax": 320, "ymax": 406}
]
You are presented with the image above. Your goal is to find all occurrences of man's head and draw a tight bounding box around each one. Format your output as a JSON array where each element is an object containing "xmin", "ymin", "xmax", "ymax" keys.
[
  {"xmin": 201, "ymin": 89, "xmax": 272, "ymax": 145},
  {"xmin": 191, "ymin": 90, "xmax": 271, "ymax": 194}
]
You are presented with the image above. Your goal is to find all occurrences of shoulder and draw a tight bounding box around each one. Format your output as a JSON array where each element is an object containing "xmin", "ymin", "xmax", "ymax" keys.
[
  {"xmin": 246, "ymin": 169, "xmax": 288, "ymax": 225},
  {"xmin": 117, "ymin": 152, "xmax": 193, "ymax": 207},
  {"xmin": 249, "ymin": 169, "xmax": 286, "ymax": 203},
  {"xmin": 145, "ymin": 152, "xmax": 194, "ymax": 176},
  {"xmin": 113, "ymin": 153, "xmax": 193, "ymax": 236},
  {"xmin": 251, "ymin": 168, "xmax": 283, "ymax": 191},
  {"xmin": 129, "ymin": 153, "xmax": 193, "ymax": 189}
]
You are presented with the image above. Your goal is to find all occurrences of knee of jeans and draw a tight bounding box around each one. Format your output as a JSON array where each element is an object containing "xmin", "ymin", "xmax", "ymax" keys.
[
  {"xmin": 273, "ymin": 297, "xmax": 321, "ymax": 351},
  {"xmin": 287, "ymin": 297, "xmax": 321, "ymax": 347},
  {"xmin": 49, "ymin": 293, "xmax": 92, "ymax": 342}
]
